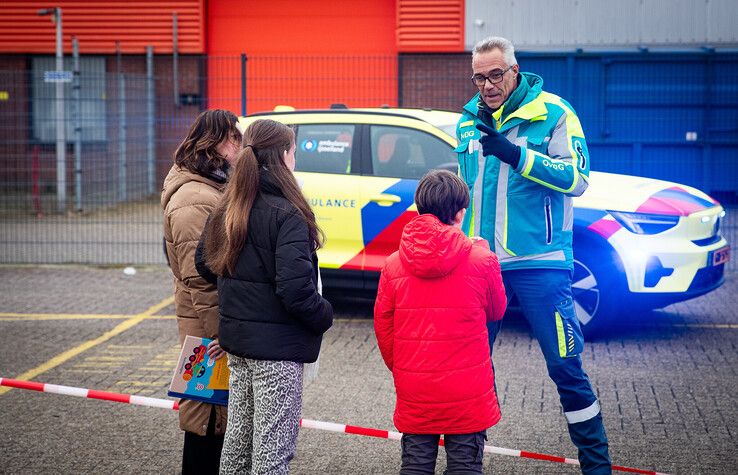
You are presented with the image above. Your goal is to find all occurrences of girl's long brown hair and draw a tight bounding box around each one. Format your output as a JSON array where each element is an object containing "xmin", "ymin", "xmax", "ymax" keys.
[
  {"xmin": 204, "ymin": 119, "xmax": 324, "ymax": 276},
  {"xmin": 173, "ymin": 109, "xmax": 241, "ymax": 176}
]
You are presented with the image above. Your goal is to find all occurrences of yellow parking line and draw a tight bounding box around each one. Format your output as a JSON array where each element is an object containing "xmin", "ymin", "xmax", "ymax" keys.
[
  {"xmin": 0, "ymin": 314, "xmax": 176, "ymax": 321},
  {"xmin": 0, "ymin": 313, "xmax": 130, "ymax": 320},
  {"xmin": 0, "ymin": 296, "xmax": 174, "ymax": 396}
]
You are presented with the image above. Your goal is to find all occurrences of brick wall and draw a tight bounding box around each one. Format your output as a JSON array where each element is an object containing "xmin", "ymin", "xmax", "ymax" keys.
[{"xmin": 399, "ymin": 53, "xmax": 476, "ymax": 112}]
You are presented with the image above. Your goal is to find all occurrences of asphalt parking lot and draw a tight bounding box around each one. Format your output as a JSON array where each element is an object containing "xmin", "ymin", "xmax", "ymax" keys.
[{"xmin": 0, "ymin": 265, "xmax": 736, "ymax": 474}]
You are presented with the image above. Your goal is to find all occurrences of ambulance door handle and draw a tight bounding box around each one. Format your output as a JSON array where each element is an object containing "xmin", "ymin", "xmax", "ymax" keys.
[{"xmin": 369, "ymin": 194, "xmax": 401, "ymax": 206}]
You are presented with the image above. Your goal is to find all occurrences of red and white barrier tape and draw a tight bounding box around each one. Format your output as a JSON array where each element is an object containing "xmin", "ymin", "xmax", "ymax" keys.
[
  {"xmin": 0, "ymin": 377, "xmax": 668, "ymax": 475},
  {"xmin": 297, "ymin": 419, "xmax": 666, "ymax": 475},
  {"xmin": 1, "ymin": 377, "xmax": 179, "ymax": 410}
]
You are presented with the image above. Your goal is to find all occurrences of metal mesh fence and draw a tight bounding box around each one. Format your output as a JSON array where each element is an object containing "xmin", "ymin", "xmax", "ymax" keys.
[
  {"xmin": 0, "ymin": 53, "xmax": 736, "ymax": 272},
  {"xmin": 0, "ymin": 53, "xmax": 208, "ymax": 265}
]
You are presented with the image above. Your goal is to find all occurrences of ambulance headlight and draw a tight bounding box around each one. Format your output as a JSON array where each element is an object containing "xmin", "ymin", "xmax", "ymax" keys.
[{"xmin": 608, "ymin": 211, "xmax": 680, "ymax": 235}]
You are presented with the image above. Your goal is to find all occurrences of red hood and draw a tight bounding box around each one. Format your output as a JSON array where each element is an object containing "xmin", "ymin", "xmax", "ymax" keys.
[{"xmin": 399, "ymin": 214, "xmax": 472, "ymax": 278}]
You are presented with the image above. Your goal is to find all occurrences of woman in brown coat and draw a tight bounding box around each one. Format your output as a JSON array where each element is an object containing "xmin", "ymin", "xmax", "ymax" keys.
[{"xmin": 161, "ymin": 109, "xmax": 241, "ymax": 474}]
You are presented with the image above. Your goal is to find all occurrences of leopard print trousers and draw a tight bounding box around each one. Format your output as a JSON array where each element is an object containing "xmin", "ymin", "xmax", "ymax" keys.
[{"xmin": 219, "ymin": 356, "xmax": 304, "ymax": 475}]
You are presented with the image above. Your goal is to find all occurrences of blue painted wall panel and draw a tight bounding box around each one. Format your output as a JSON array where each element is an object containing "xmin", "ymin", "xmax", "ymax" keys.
[
  {"xmin": 587, "ymin": 145, "xmax": 633, "ymax": 176},
  {"xmin": 640, "ymin": 145, "xmax": 704, "ymax": 187},
  {"xmin": 605, "ymin": 60, "xmax": 706, "ymax": 106},
  {"xmin": 711, "ymin": 146, "xmax": 738, "ymax": 203},
  {"xmin": 570, "ymin": 58, "xmax": 603, "ymax": 140},
  {"xmin": 709, "ymin": 107, "xmax": 738, "ymax": 142},
  {"xmin": 605, "ymin": 106, "xmax": 704, "ymax": 142},
  {"xmin": 713, "ymin": 61, "xmax": 738, "ymax": 105},
  {"xmin": 515, "ymin": 52, "xmax": 738, "ymax": 201}
]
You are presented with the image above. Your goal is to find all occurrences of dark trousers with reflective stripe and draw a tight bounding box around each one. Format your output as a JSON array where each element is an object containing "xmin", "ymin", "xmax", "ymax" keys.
[{"xmin": 488, "ymin": 268, "xmax": 611, "ymax": 475}]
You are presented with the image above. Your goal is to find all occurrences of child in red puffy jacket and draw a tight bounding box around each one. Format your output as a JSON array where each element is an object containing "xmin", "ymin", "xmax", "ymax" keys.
[{"xmin": 374, "ymin": 169, "xmax": 507, "ymax": 474}]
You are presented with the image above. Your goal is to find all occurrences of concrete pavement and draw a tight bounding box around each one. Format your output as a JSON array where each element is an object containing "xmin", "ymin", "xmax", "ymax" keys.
[{"xmin": 0, "ymin": 265, "xmax": 736, "ymax": 474}]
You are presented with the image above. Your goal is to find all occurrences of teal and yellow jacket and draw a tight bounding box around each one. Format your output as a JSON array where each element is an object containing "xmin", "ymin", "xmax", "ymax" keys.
[{"xmin": 456, "ymin": 72, "xmax": 590, "ymax": 271}]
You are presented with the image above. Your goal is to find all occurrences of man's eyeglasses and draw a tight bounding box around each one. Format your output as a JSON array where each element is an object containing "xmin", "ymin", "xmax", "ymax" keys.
[{"xmin": 471, "ymin": 66, "xmax": 513, "ymax": 87}]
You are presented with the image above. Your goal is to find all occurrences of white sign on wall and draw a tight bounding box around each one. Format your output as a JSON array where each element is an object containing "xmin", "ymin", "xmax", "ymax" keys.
[{"xmin": 43, "ymin": 71, "xmax": 73, "ymax": 83}]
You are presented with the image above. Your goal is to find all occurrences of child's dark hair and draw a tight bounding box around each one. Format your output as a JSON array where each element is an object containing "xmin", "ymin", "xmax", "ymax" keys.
[{"xmin": 414, "ymin": 169, "xmax": 470, "ymax": 225}]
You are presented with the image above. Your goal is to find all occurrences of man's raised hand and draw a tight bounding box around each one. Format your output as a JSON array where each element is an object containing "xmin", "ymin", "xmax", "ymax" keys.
[{"xmin": 475, "ymin": 122, "xmax": 521, "ymax": 168}]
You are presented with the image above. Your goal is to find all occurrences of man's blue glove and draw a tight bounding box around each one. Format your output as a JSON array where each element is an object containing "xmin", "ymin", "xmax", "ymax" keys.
[{"xmin": 476, "ymin": 123, "xmax": 521, "ymax": 169}]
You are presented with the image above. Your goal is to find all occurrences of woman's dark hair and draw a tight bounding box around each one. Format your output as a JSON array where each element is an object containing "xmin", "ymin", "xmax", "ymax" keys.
[
  {"xmin": 204, "ymin": 119, "xmax": 324, "ymax": 276},
  {"xmin": 173, "ymin": 109, "xmax": 241, "ymax": 176},
  {"xmin": 415, "ymin": 169, "xmax": 470, "ymax": 225}
]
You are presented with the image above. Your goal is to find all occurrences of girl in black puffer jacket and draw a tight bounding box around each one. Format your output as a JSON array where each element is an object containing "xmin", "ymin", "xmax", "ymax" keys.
[{"xmin": 200, "ymin": 119, "xmax": 333, "ymax": 474}]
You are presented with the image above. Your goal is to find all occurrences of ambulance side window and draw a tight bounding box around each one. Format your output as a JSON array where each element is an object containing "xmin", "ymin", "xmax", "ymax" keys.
[
  {"xmin": 294, "ymin": 124, "xmax": 354, "ymax": 174},
  {"xmin": 370, "ymin": 126, "xmax": 456, "ymax": 179}
]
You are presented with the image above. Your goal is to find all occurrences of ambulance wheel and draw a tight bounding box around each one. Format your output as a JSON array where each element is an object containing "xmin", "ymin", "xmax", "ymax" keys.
[{"xmin": 572, "ymin": 236, "xmax": 626, "ymax": 339}]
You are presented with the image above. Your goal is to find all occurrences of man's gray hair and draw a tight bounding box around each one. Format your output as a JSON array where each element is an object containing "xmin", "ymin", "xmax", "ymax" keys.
[{"xmin": 472, "ymin": 36, "xmax": 518, "ymax": 66}]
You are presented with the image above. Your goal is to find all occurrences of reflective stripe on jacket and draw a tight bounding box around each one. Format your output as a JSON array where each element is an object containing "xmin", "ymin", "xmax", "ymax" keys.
[{"xmin": 456, "ymin": 72, "xmax": 590, "ymax": 271}]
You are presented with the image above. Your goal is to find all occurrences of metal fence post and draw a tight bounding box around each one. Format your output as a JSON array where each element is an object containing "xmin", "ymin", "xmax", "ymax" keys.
[
  {"xmin": 397, "ymin": 54, "xmax": 403, "ymax": 107},
  {"xmin": 72, "ymin": 37, "xmax": 82, "ymax": 212},
  {"xmin": 600, "ymin": 58, "xmax": 611, "ymax": 139},
  {"xmin": 241, "ymin": 53, "xmax": 247, "ymax": 116},
  {"xmin": 146, "ymin": 46, "xmax": 155, "ymax": 195},
  {"xmin": 702, "ymin": 49, "xmax": 714, "ymax": 193},
  {"xmin": 632, "ymin": 142, "xmax": 642, "ymax": 178},
  {"xmin": 566, "ymin": 53, "xmax": 576, "ymax": 104},
  {"xmin": 53, "ymin": 8, "xmax": 66, "ymax": 213},
  {"xmin": 118, "ymin": 50, "xmax": 127, "ymax": 202},
  {"xmin": 173, "ymin": 12, "xmax": 179, "ymax": 106}
]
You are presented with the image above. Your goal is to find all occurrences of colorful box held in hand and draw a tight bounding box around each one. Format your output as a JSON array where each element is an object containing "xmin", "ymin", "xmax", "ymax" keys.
[{"xmin": 168, "ymin": 335, "xmax": 229, "ymax": 406}]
